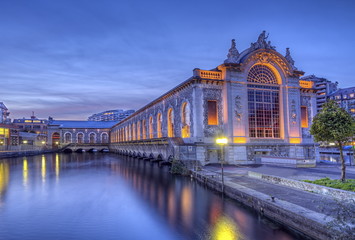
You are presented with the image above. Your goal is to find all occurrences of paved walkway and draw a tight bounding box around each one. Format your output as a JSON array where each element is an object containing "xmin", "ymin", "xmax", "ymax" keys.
[{"xmin": 196, "ymin": 163, "xmax": 354, "ymax": 219}]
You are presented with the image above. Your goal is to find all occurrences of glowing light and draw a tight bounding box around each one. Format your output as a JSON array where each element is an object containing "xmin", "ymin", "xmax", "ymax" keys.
[
  {"xmin": 41, "ymin": 155, "xmax": 46, "ymax": 182},
  {"xmin": 0, "ymin": 162, "xmax": 10, "ymax": 201},
  {"xmin": 299, "ymin": 80, "xmax": 314, "ymax": 88},
  {"xmin": 233, "ymin": 137, "xmax": 246, "ymax": 143},
  {"xmin": 289, "ymin": 138, "xmax": 301, "ymax": 144},
  {"xmin": 216, "ymin": 137, "xmax": 228, "ymax": 145},
  {"xmin": 55, "ymin": 154, "xmax": 60, "ymax": 180},
  {"xmin": 211, "ymin": 216, "xmax": 241, "ymax": 240},
  {"xmin": 23, "ymin": 140, "xmax": 28, "ymax": 144},
  {"xmin": 23, "ymin": 159, "xmax": 28, "ymax": 186}
]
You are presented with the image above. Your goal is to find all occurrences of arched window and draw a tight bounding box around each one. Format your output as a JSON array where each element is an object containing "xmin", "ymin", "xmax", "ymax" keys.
[
  {"xmin": 157, "ymin": 113, "xmax": 162, "ymax": 138},
  {"xmin": 89, "ymin": 133, "xmax": 96, "ymax": 143},
  {"xmin": 181, "ymin": 102, "xmax": 190, "ymax": 138},
  {"xmin": 64, "ymin": 132, "xmax": 72, "ymax": 143},
  {"xmin": 137, "ymin": 121, "xmax": 141, "ymax": 140},
  {"xmin": 247, "ymin": 65, "xmax": 280, "ymax": 138},
  {"xmin": 132, "ymin": 123, "xmax": 136, "ymax": 140},
  {"xmin": 167, "ymin": 108, "xmax": 174, "ymax": 137},
  {"xmin": 101, "ymin": 133, "xmax": 108, "ymax": 143},
  {"xmin": 142, "ymin": 119, "xmax": 147, "ymax": 139},
  {"xmin": 149, "ymin": 116, "xmax": 154, "ymax": 139},
  {"xmin": 77, "ymin": 133, "xmax": 84, "ymax": 144}
]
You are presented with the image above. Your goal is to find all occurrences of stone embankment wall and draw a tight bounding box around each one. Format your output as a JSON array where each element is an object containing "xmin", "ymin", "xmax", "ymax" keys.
[{"xmin": 192, "ymin": 171, "xmax": 335, "ymax": 240}]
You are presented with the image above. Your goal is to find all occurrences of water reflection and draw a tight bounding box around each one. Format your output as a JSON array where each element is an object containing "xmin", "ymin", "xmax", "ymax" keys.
[
  {"xmin": 0, "ymin": 162, "xmax": 9, "ymax": 204},
  {"xmin": 110, "ymin": 156, "xmax": 298, "ymax": 240},
  {"xmin": 0, "ymin": 154, "xmax": 300, "ymax": 240}
]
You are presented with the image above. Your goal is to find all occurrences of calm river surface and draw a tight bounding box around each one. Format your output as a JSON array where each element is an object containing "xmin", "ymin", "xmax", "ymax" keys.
[{"xmin": 0, "ymin": 153, "xmax": 302, "ymax": 240}]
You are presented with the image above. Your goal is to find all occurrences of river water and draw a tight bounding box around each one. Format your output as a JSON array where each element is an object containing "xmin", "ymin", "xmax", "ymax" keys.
[{"xmin": 0, "ymin": 153, "xmax": 302, "ymax": 240}]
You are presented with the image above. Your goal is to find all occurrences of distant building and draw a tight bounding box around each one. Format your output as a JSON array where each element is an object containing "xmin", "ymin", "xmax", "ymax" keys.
[
  {"xmin": 300, "ymin": 75, "xmax": 338, "ymax": 112},
  {"xmin": 328, "ymin": 87, "xmax": 355, "ymax": 117},
  {"xmin": 0, "ymin": 102, "xmax": 10, "ymax": 124},
  {"xmin": 88, "ymin": 109, "xmax": 135, "ymax": 122},
  {"xmin": 47, "ymin": 120, "xmax": 117, "ymax": 148},
  {"xmin": 12, "ymin": 114, "xmax": 48, "ymax": 143}
]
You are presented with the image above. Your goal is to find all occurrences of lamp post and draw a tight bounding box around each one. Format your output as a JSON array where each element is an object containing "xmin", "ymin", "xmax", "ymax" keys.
[{"xmin": 216, "ymin": 137, "xmax": 228, "ymax": 194}]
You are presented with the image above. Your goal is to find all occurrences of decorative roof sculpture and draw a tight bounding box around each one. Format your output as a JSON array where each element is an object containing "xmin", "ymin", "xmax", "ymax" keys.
[
  {"xmin": 285, "ymin": 47, "xmax": 297, "ymax": 70},
  {"xmin": 224, "ymin": 39, "xmax": 240, "ymax": 64},
  {"xmin": 250, "ymin": 31, "xmax": 276, "ymax": 50}
]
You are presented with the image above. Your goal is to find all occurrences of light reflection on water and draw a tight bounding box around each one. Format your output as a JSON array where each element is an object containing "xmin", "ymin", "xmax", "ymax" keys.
[{"xmin": 0, "ymin": 153, "xmax": 301, "ymax": 240}]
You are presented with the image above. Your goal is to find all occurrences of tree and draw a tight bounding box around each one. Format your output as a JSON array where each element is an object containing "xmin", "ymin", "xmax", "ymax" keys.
[{"xmin": 310, "ymin": 100, "xmax": 355, "ymax": 182}]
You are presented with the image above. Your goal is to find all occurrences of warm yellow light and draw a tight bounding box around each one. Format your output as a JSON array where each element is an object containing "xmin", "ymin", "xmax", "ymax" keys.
[
  {"xmin": 211, "ymin": 216, "xmax": 241, "ymax": 240},
  {"xmin": 55, "ymin": 141, "xmax": 59, "ymax": 145},
  {"xmin": 41, "ymin": 141, "xmax": 46, "ymax": 144},
  {"xmin": 23, "ymin": 140, "xmax": 28, "ymax": 144},
  {"xmin": 216, "ymin": 137, "xmax": 228, "ymax": 145},
  {"xmin": 233, "ymin": 137, "xmax": 246, "ymax": 143},
  {"xmin": 289, "ymin": 138, "xmax": 301, "ymax": 144}
]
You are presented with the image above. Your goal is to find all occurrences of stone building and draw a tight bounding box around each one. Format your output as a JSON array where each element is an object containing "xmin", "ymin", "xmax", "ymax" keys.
[
  {"xmin": 47, "ymin": 120, "xmax": 116, "ymax": 148},
  {"xmin": 13, "ymin": 114, "xmax": 48, "ymax": 143},
  {"xmin": 328, "ymin": 87, "xmax": 355, "ymax": 117},
  {"xmin": 110, "ymin": 32, "xmax": 318, "ymax": 165}
]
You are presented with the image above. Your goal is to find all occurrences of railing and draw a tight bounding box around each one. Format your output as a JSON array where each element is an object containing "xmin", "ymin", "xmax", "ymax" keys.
[{"xmin": 193, "ymin": 69, "xmax": 222, "ymax": 80}]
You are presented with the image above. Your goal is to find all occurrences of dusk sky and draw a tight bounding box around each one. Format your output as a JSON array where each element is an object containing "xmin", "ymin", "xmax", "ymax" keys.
[{"xmin": 1, "ymin": 0, "xmax": 354, "ymax": 120}]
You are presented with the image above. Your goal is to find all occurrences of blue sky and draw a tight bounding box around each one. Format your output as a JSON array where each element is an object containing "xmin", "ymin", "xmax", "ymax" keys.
[{"xmin": 1, "ymin": 0, "xmax": 354, "ymax": 120}]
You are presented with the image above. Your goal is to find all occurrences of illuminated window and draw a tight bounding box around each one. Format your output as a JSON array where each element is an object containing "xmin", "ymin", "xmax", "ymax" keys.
[
  {"xmin": 181, "ymin": 102, "xmax": 190, "ymax": 138},
  {"xmin": 167, "ymin": 108, "xmax": 174, "ymax": 137},
  {"xmin": 247, "ymin": 65, "xmax": 278, "ymax": 84},
  {"xmin": 142, "ymin": 120, "xmax": 147, "ymax": 139},
  {"xmin": 137, "ymin": 121, "xmax": 141, "ymax": 140},
  {"xmin": 149, "ymin": 116, "xmax": 154, "ymax": 139},
  {"xmin": 157, "ymin": 113, "xmax": 162, "ymax": 138},
  {"xmin": 301, "ymin": 106, "xmax": 308, "ymax": 128},
  {"xmin": 351, "ymin": 109, "xmax": 355, "ymax": 113},
  {"xmin": 132, "ymin": 123, "xmax": 136, "ymax": 140},
  {"xmin": 207, "ymin": 101, "xmax": 218, "ymax": 125},
  {"xmin": 248, "ymin": 65, "xmax": 280, "ymax": 138},
  {"xmin": 350, "ymin": 93, "xmax": 355, "ymax": 98}
]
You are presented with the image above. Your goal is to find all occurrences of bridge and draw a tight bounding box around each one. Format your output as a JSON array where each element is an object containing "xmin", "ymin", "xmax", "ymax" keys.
[
  {"xmin": 109, "ymin": 137, "xmax": 181, "ymax": 162},
  {"xmin": 60, "ymin": 143, "xmax": 110, "ymax": 153}
]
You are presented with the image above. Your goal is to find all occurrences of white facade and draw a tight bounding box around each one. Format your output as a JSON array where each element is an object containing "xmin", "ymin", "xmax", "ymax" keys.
[{"xmin": 110, "ymin": 32, "xmax": 318, "ymax": 165}]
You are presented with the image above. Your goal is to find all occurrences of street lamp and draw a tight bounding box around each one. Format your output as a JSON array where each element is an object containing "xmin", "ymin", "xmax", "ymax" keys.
[{"xmin": 216, "ymin": 137, "xmax": 228, "ymax": 194}]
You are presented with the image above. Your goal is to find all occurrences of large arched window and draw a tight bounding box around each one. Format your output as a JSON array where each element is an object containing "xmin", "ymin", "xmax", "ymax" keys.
[
  {"xmin": 77, "ymin": 133, "xmax": 84, "ymax": 144},
  {"xmin": 157, "ymin": 113, "xmax": 162, "ymax": 138},
  {"xmin": 101, "ymin": 133, "xmax": 108, "ymax": 143},
  {"xmin": 142, "ymin": 119, "xmax": 147, "ymax": 139},
  {"xmin": 247, "ymin": 65, "xmax": 280, "ymax": 138},
  {"xmin": 89, "ymin": 132, "xmax": 96, "ymax": 143},
  {"xmin": 64, "ymin": 132, "xmax": 72, "ymax": 143},
  {"xmin": 181, "ymin": 102, "xmax": 190, "ymax": 138},
  {"xmin": 149, "ymin": 116, "xmax": 154, "ymax": 139},
  {"xmin": 167, "ymin": 108, "xmax": 174, "ymax": 137},
  {"xmin": 137, "ymin": 121, "xmax": 141, "ymax": 140}
]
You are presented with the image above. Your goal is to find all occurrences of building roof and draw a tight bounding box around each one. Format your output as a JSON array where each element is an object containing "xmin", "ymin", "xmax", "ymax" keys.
[
  {"xmin": 48, "ymin": 120, "xmax": 118, "ymax": 129},
  {"xmin": 328, "ymin": 87, "xmax": 355, "ymax": 97}
]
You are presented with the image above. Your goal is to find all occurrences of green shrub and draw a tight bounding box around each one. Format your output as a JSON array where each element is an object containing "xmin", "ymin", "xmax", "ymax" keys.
[
  {"xmin": 303, "ymin": 178, "xmax": 355, "ymax": 192},
  {"xmin": 170, "ymin": 160, "xmax": 189, "ymax": 175}
]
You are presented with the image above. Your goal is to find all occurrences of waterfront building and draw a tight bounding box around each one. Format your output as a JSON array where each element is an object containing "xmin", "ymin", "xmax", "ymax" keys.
[
  {"xmin": 88, "ymin": 109, "xmax": 135, "ymax": 122},
  {"xmin": 47, "ymin": 120, "xmax": 117, "ymax": 148},
  {"xmin": 328, "ymin": 87, "xmax": 355, "ymax": 117},
  {"xmin": 12, "ymin": 114, "xmax": 48, "ymax": 143},
  {"xmin": 110, "ymin": 32, "xmax": 318, "ymax": 165},
  {"xmin": 300, "ymin": 75, "xmax": 338, "ymax": 112}
]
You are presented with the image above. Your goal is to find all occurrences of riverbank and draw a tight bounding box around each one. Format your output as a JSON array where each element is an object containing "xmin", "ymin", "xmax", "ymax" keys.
[
  {"xmin": 0, "ymin": 149, "xmax": 55, "ymax": 159},
  {"xmin": 190, "ymin": 164, "xmax": 355, "ymax": 240}
]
